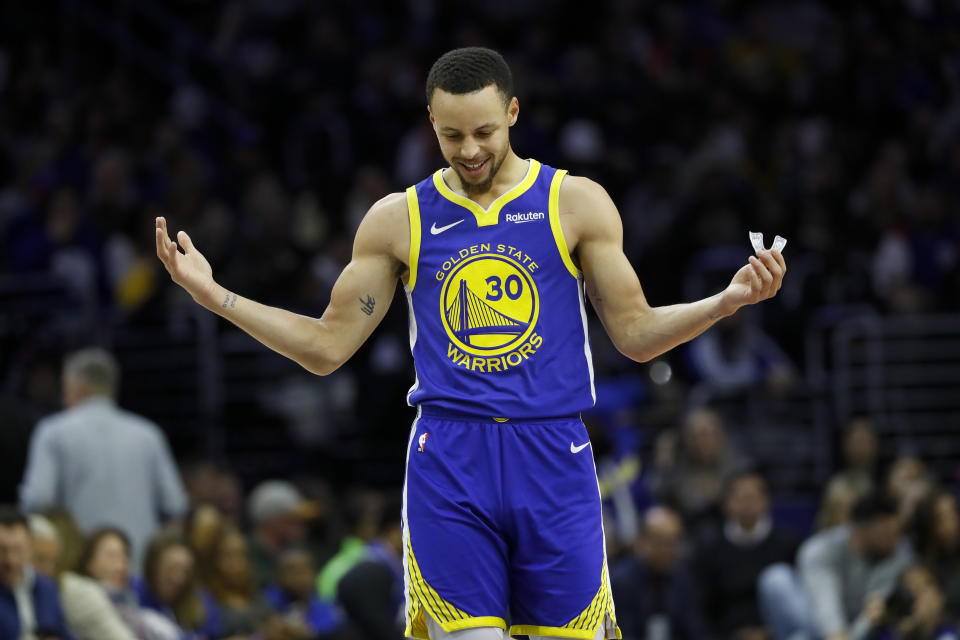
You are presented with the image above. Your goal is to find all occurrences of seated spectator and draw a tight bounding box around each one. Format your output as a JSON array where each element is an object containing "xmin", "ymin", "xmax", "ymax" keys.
[
  {"xmin": 0, "ymin": 505, "xmax": 74, "ymax": 639},
  {"xmin": 181, "ymin": 462, "xmax": 244, "ymax": 527},
  {"xmin": 28, "ymin": 514, "xmax": 62, "ymax": 579},
  {"xmin": 264, "ymin": 548, "xmax": 343, "ymax": 639},
  {"xmin": 818, "ymin": 473, "xmax": 866, "ymax": 531},
  {"xmin": 185, "ymin": 504, "xmax": 225, "ymax": 565},
  {"xmin": 41, "ymin": 511, "xmax": 85, "ymax": 578},
  {"xmin": 136, "ymin": 531, "xmax": 221, "ymax": 639},
  {"xmin": 819, "ymin": 418, "xmax": 880, "ymax": 530},
  {"xmin": 77, "ymin": 527, "xmax": 181, "ymax": 640},
  {"xmin": 869, "ymin": 565, "xmax": 958, "ymax": 640},
  {"xmin": 886, "ymin": 457, "xmax": 935, "ymax": 522},
  {"xmin": 651, "ymin": 408, "xmax": 748, "ymax": 538},
  {"xmin": 30, "ymin": 514, "xmax": 137, "ymax": 640},
  {"xmin": 337, "ymin": 492, "xmax": 404, "ymax": 639},
  {"xmin": 317, "ymin": 489, "xmax": 382, "ymax": 602},
  {"xmin": 610, "ymin": 505, "xmax": 707, "ymax": 640},
  {"xmin": 759, "ymin": 492, "xmax": 913, "ymax": 640},
  {"xmin": 911, "ymin": 489, "xmax": 960, "ymax": 618},
  {"xmin": 247, "ymin": 481, "xmax": 317, "ymax": 587},
  {"xmin": 198, "ymin": 524, "xmax": 271, "ymax": 636},
  {"xmin": 694, "ymin": 469, "xmax": 799, "ymax": 640}
]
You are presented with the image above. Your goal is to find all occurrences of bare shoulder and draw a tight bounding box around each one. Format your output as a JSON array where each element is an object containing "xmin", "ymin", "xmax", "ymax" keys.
[
  {"xmin": 355, "ymin": 192, "xmax": 410, "ymax": 266},
  {"xmin": 557, "ymin": 174, "xmax": 622, "ymax": 246}
]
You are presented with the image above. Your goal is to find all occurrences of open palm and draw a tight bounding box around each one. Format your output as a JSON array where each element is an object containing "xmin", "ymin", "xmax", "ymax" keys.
[{"xmin": 155, "ymin": 216, "xmax": 215, "ymax": 303}]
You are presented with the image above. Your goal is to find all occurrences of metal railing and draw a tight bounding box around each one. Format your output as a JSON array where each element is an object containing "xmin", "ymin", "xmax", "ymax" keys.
[{"xmin": 808, "ymin": 311, "xmax": 960, "ymax": 481}]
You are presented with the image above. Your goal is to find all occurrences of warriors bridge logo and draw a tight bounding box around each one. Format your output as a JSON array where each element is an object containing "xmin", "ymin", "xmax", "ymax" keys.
[{"xmin": 437, "ymin": 245, "xmax": 543, "ymax": 373}]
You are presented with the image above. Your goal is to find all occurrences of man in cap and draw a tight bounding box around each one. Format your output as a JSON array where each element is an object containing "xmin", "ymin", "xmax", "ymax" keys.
[{"xmin": 247, "ymin": 480, "xmax": 317, "ymax": 586}]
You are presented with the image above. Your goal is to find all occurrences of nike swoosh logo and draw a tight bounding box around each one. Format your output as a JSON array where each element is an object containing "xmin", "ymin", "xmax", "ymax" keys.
[
  {"xmin": 430, "ymin": 219, "xmax": 465, "ymax": 235},
  {"xmin": 570, "ymin": 441, "xmax": 590, "ymax": 454}
]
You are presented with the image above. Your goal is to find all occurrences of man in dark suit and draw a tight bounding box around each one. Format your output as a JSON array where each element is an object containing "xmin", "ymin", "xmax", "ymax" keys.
[
  {"xmin": 694, "ymin": 469, "xmax": 799, "ymax": 640},
  {"xmin": 610, "ymin": 505, "xmax": 707, "ymax": 640},
  {"xmin": 0, "ymin": 506, "xmax": 73, "ymax": 639}
]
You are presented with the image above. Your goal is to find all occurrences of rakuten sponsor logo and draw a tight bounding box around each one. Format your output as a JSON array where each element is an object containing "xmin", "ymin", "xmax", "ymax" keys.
[{"xmin": 506, "ymin": 212, "xmax": 545, "ymax": 223}]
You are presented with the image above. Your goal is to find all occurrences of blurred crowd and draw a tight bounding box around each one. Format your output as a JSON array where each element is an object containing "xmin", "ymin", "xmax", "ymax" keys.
[
  {"xmin": 2, "ymin": 0, "xmax": 959, "ymax": 380},
  {"xmin": 3, "ymin": 349, "xmax": 405, "ymax": 640},
  {"xmin": 3, "ymin": 1, "xmax": 960, "ymax": 639},
  {"xmin": 4, "ymin": 347, "xmax": 960, "ymax": 640}
]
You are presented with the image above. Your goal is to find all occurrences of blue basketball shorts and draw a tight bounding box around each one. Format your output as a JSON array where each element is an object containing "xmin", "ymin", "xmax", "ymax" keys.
[{"xmin": 401, "ymin": 407, "xmax": 621, "ymax": 639}]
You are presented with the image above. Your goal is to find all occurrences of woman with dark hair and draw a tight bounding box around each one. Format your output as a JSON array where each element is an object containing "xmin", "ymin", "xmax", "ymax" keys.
[
  {"xmin": 196, "ymin": 525, "xmax": 271, "ymax": 636},
  {"xmin": 911, "ymin": 489, "xmax": 960, "ymax": 617},
  {"xmin": 136, "ymin": 531, "xmax": 221, "ymax": 639},
  {"xmin": 868, "ymin": 565, "xmax": 958, "ymax": 640},
  {"xmin": 78, "ymin": 527, "xmax": 181, "ymax": 640}
]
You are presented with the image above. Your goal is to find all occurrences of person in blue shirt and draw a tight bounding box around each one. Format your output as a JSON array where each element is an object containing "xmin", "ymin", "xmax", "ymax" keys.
[
  {"xmin": 263, "ymin": 548, "xmax": 343, "ymax": 638},
  {"xmin": 0, "ymin": 506, "xmax": 74, "ymax": 639}
]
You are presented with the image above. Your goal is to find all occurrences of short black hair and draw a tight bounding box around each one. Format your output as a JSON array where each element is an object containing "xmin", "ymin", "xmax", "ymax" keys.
[
  {"xmin": 850, "ymin": 491, "xmax": 899, "ymax": 524},
  {"xmin": 0, "ymin": 505, "xmax": 28, "ymax": 529},
  {"xmin": 426, "ymin": 47, "xmax": 514, "ymax": 106},
  {"xmin": 722, "ymin": 467, "xmax": 769, "ymax": 499}
]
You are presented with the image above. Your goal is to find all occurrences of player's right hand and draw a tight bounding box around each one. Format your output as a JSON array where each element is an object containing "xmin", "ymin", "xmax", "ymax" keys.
[{"xmin": 155, "ymin": 216, "xmax": 216, "ymax": 304}]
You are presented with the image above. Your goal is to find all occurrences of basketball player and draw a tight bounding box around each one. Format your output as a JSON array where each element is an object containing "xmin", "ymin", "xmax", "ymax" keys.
[{"xmin": 155, "ymin": 47, "xmax": 786, "ymax": 640}]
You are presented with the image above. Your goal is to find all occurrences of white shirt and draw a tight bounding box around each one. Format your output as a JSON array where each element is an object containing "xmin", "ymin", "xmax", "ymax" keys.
[
  {"xmin": 724, "ymin": 515, "xmax": 773, "ymax": 546},
  {"xmin": 13, "ymin": 566, "xmax": 36, "ymax": 639}
]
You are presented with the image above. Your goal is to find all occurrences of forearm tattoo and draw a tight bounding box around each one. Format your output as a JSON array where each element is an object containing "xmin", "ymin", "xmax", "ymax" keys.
[
  {"xmin": 222, "ymin": 293, "xmax": 237, "ymax": 309},
  {"xmin": 359, "ymin": 295, "xmax": 376, "ymax": 316}
]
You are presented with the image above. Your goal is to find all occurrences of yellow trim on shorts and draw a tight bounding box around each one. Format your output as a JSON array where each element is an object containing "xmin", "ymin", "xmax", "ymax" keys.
[
  {"xmin": 509, "ymin": 567, "xmax": 621, "ymax": 639},
  {"xmin": 404, "ymin": 537, "xmax": 506, "ymax": 639},
  {"xmin": 548, "ymin": 169, "xmax": 578, "ymax": 278},
  {"xmin": 405, "ymin": 186, "xmax": 422, "ymax": 291},
  {"xmin": 432, "ymin": 159, "xmax": 541, "ymax": 227}
]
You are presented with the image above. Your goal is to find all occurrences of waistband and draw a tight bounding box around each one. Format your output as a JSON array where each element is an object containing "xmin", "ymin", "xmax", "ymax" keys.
[{"xmin": 418, "ymin": 405, "xmax": 580, "ymax": 424}]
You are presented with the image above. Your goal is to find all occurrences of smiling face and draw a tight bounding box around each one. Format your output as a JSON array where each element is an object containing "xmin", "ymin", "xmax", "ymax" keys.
[
  {"xmin": 0, "ymin": 524, "xmax": 30, "ymax": 588},
  {"xmin": 429, "ymin": 85, "xmax": 518, "ymax": 196},
  {"xmin": 87, "ymin": 533, "xmax": 130, "ymax": 590},
  {"xmin": 155, "ymin": 544, "xmax": 194, "ymax": 604}
]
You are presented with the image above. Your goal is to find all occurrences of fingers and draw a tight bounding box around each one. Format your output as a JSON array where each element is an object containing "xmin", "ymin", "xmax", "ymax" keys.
[
  {"xmin": 753, "ymin": 250, "xmax": 786, "ymax": 297},
  {"xmin": 155, "ymin": 218, "xmax": 171, "ymax": 264},
  {"xmin": 155, "ymin": 217, "xmax": 180, "ymax": 266},
  {"xmin": 177, "ymin": 229, "xmax": 195, "ymax": 253},
  {"xmin": 748, "ymin": 255, "xmax": 773, "ymax": 294},
  {"xmin": 744, "ymin": 260, "xmax": 762, "ymax": 291},
  {"xmin": 771, "ymin": 248, "xmax": 787, "ymax": 274}
]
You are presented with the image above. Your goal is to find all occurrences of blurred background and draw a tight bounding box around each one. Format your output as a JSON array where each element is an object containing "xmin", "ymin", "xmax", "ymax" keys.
[{"xmin": 1, "ymin": 1, "xmax": 960, "ymax": 639}]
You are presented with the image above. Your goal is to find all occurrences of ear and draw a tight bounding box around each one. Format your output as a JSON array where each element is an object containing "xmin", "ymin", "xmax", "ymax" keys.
[
  {"xmin": 507, "ymin": 97, "xmax": 519, "ymax": 127},
  {"xmin": 427, "ymin": 105, "xmax": 437, "ymax": 129}
]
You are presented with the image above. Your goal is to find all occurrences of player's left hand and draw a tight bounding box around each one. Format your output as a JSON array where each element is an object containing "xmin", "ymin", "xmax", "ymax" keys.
[{"xmin": 722, "ymin": 249, "xmax": 786, "ymax": 312}]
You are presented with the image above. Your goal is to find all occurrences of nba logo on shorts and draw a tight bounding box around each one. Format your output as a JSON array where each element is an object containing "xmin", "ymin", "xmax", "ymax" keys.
[{"xmin": 418, "ymin": 433, "xmax": 429, "ymax": 452}]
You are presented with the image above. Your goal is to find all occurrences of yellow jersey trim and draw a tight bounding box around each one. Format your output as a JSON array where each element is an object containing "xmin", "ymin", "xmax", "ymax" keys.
[
  {"xmin": 405, "ymin": 186, "xmax": 422, "ymax": 291},
  {"xmin": 439, "ymin": 617, "xmax": 507, "ymax": 632},
  {"xmin": 509, "ymin": 566, "xmax": 621, "ymax": 639},
  {"xmin": 509, "ymin": 624, "xmax": 622, "ymax": 639},
  {"xmin": 432, "ymin": 159, "xmax": 542, "ymax": 227},
  {"xmin": 548, "ymin": 169, "xmax": 578, "ymax": 278},
  {"xmin": 404, "ymin": 536, "xmax": 505, "ymax": 639}
]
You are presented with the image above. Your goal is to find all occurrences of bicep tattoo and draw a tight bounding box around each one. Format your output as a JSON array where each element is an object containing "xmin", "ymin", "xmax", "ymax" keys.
[{"xmin": 359, "ymin": 295, "xmax": 376, "ymax": 316}]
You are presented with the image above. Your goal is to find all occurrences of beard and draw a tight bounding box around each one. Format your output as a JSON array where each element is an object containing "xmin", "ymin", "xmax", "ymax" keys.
[{"xmin": 452, "ymin": 146, "xmax": 508, "ymax": 196}]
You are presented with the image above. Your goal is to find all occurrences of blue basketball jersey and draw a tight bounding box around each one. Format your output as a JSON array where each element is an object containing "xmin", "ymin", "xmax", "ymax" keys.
[{"xmin": 403, "ymin": 159, "xmax": 595, "ymax": 418}]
